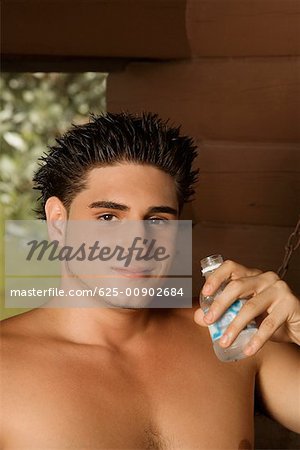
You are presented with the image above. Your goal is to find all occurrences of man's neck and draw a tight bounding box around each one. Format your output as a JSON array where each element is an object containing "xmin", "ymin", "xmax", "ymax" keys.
[{"xmin": 41, "ymin": 299, "xmax": 156, "ymax": 350}]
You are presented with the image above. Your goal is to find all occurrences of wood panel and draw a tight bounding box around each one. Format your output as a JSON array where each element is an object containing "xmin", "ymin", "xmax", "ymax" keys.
[
  {"xmin": 196, "ymin": 141, "xmax": 300, "ymax": 173},
  {"xmin": 108, "ymin": 57, "xmax": 300, "ymax": 142},
  {"xmin": 192, "ymin": 223, "xmax": 300, "ymax": 296},
  {"xmin": 2, "ymin": 0, "xmax": 189, "ymax": 59},
  {"xmin": 186, "ymin": 141, "xmax": 300, "ymax": 227},
  {"xmin": 3, "ymin": 1, "xmax": 300, "ymax": 61},
  {"xmin": 192, "ymin": 172, "xmax": 299, "ymax": 227},
  {"xmin": 187, "ymin": 0, "xmax": 300, "ymax": 57}
]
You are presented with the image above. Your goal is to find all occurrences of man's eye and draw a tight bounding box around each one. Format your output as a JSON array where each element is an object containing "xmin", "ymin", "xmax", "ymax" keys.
[
  {"xmin": 147, "ymin": 217, "xmax": 168, "ymax": 225},
  {"xmin": 97, "ymin": 214, "xmax": 118, "ymax": 221}
]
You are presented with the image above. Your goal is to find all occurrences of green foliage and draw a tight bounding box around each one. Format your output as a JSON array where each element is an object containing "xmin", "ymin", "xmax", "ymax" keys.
[
  {"xmin": 0, "ymin": 72, "xmax": 107, "ymax": 220},
  {"xmin": 0, "ymin": 72, "xmax": 107, "ymax": 319}
]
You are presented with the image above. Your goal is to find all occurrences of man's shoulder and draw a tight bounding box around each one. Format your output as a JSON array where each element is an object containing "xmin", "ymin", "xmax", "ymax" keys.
[
  {"xmin": 256, "ymin": 338, "xmax": 300, "ymax": 369},
  {"xmin": 0, "ymin": 310, "xmax": 57, "ymax": 447},
  {"xmin": 0, "ymin": 309, "xmax": 50, "ymax": 366},
  {"xmin": 1, "ymin": 309, "xmax": 41, "ymax": 338}
]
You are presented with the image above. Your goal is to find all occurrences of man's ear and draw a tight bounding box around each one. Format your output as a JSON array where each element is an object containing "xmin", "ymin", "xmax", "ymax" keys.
[{"xmin": 45, "ymin": 197, "xmax": 67, "ymax": 245}]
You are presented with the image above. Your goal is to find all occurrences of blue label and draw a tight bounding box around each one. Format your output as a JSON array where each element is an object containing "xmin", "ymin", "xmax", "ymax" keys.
[{"xmin": 208, "ymin": 299, "xmax": 256, "ymax": 341}]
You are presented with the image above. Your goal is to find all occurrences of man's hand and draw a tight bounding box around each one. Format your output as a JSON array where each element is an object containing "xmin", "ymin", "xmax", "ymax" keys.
[{"xmin": 194, "ymin": 260, "xmax": 300, "ymax": 356}]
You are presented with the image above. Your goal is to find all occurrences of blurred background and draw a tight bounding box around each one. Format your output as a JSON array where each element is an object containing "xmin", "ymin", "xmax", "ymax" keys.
[
  {"xmin": 0, "ymin": 72, "xmax": 107, "ymax": 220},
  {"xmin": 0, "ymin": 72, "xmax": 107, "ymax": 318}
]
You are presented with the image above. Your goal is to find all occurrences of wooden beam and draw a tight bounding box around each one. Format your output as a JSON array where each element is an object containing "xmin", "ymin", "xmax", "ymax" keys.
[
  {"xmin": 193, "ymin": 171, "xmax": 299, "ymax": 227},
  {"xmin": 189, "ymin": 141, "xmax": 300, "ymax": 227},
  {"xmin": 196, "ymin": 141, "xmax": 300, "ymax": 173},
  {"xmin": 108, "ymin": 57, "xmax": 300, "ymax": 141},
  {"xmin": 1, "ymin": 55, "xmax": 129, "ymax": 73},
  {"xmin": 187, "ymin": 0, "xmax": 300, "ymax": 57},
  {"xmin": 2, "ymin": 1, "xmax": 300, "ymax": 63},
  {"xmin": 2, "ymin": 1, "xmax": 189, "ymax": 60}
]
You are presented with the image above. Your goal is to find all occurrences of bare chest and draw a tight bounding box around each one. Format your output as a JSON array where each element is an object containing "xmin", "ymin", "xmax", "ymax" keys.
[{"xmin": 3, "ymin": 334, "xmax": 256, "ymax": 450}]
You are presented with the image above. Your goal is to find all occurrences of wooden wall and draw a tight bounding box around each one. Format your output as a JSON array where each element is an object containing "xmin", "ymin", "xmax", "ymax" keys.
[
  {"xmin": 3, "ymin": 1, "xmax": 300, "ymax": 59},
  {"xmin": 2, "ymin": 1, "xmax": 189, "ymax": 60}
]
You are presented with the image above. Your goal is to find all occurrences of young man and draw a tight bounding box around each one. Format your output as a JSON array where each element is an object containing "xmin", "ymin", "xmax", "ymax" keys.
[{"xmin": 1, "ymin": 112, "xmax": 299, "ymax": 449}]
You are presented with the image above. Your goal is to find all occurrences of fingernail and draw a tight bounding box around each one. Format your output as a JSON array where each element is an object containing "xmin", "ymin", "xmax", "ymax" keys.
[
  {"xmin": 220, "ymin": 334, "xmax": 229, "ymax": 346},
  {"xmin": 204, "ymin": 311, "xmax": 214, "ymax": 323},
  {"xmin": 244, "ymin": 344, "xmax": 255, "ymax": 356},
  {"xmin": 202, "ymin": 284, "xmax": 211, "ymax": 295}
]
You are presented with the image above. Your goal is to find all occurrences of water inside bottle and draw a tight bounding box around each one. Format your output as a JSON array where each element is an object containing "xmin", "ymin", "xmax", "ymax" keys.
[{"xmin": 213, "ymin": 327, "xmax": 257, "ymax": 362}]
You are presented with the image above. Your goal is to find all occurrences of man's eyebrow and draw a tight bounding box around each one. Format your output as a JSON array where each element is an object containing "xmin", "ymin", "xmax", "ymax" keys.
[
  {"xmin": 147, "ymin": 206, "xmax": 178, "ymax": 216},
  {"xmin": 88, "ymin": 201, "xmax": 129, "ymax": 211},
  {"xmin": 88, "ymin": 201, "xmax": 178, "ymax": 216}
]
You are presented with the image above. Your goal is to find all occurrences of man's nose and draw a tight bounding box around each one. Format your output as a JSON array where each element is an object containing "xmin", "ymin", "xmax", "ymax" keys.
[{"xmin": 118, "ymin": 220, "xmax": 149, "ymax": 248}]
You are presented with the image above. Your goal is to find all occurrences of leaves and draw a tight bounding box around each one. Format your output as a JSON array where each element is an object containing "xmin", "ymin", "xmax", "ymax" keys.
[{"xmin": 0, "ymin": 72, "xmax": 107, "ymax": 219}]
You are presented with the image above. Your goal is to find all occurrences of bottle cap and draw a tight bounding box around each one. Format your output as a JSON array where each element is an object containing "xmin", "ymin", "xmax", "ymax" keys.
[
  {"xmin": 201, "ymin": 263, "xmax": 222, "ymax": 274},
  {"xmin": 200, "ymin": 254, "xmax": 223, "ymax": 275}
]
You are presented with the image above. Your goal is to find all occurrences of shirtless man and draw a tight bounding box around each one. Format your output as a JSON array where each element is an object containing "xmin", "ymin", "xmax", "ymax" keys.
[{"xmin": 1, "ymin": 112, "xmax": 300, "ymax": 449}]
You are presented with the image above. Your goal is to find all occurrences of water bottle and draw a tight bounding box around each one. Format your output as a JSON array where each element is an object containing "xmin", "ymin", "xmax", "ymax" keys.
[{"xmin": 200, "ymin": 254, "xmax": 257, "ymax": 362}]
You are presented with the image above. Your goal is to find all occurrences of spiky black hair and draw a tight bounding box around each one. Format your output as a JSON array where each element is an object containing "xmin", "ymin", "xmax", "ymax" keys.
[{"xmin": 33, "ymin": 112, "xmax": 199, "ymax": 219}]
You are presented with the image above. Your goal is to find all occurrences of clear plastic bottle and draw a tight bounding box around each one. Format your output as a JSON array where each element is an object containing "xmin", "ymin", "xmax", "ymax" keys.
[{"xmin": 200, "ymin": 254, "xmax": 257, "ymax": 362}]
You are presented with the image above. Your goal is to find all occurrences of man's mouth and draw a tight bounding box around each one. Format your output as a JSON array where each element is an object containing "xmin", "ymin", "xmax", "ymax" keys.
[{"xmin": 111, "ymin": 266, "xmax": 155, "ymax": 278}]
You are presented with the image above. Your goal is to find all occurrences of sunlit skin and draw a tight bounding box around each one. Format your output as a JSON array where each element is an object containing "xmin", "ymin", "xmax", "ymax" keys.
[
  {"xmin": 50, "ymin": 166, "xmax": 179, "ymax": 310},
  {"xmin": 1, "ymin": 163, "xmax": 300, "ymax": 450}
]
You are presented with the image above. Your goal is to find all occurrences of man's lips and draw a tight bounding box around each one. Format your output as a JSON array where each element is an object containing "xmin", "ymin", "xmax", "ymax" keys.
[{"xmin": 111, "ymin": 266, "xmax": 155, "ymax": 278}]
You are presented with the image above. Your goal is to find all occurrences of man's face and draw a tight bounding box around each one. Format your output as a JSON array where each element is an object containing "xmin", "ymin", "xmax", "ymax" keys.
[{"xmin": 63, "ymin": 163, "xmax": 179, "ymax": 308}]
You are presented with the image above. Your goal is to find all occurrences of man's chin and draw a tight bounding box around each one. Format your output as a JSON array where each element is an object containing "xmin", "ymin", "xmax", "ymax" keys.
[{"xmin": 100, "ymin": 296, "xmax": 153, "ymax": 309}]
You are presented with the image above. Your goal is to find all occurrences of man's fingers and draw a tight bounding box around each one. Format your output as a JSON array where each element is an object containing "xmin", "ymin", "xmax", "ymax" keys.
[
  {"xmin": 194, "ymin": 308, "xmax": 207, "ymax": 327},
  {"xmin": 217, "ymin": 290, "xmax": 273, "ymax": 348},
  {"xmin": 202, "ymin": 259, "xmax": 263, "ymax": 296},
  {"xmin": 218, "ymin": 282, "xmax": 294, "ymax": 350},
  {"xmin": 243, "ymin": 307, "xmax": 288, "ymax": 356},
  {"xmin": 203, "ymin": 271, "xmax": 280, "ymax": 323}
]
